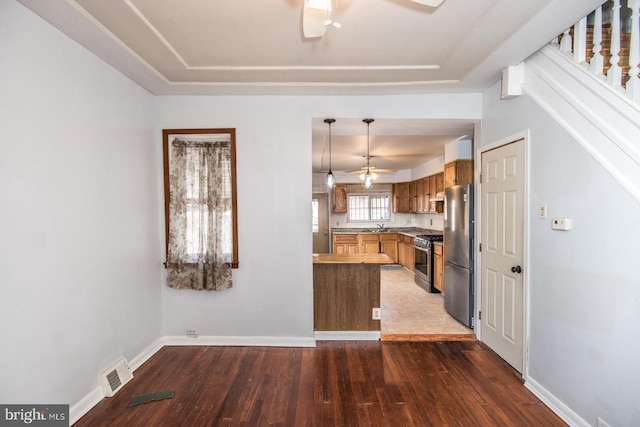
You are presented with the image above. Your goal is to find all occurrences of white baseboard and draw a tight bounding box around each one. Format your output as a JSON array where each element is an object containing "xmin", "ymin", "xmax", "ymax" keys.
[
  {"xmin": 163, "ymin": 335, "xmax": 316, "ymax": 347},
  {"xmin": 524, "ymin": 375, "xmax": 590, "ymax": 427},
  {"xmin": 69, "ymin": 337, "xmax": 165, "ymax": 425},
  {"xmin": 314, "ymin": 331, "xmax": 380, "ymax": 341},
  {"xmin": 69, "ymin": 386, "xmax": 103, "ymax": 426}
]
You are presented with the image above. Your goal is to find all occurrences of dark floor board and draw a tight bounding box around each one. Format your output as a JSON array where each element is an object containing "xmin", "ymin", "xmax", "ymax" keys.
[{"xmin": 74, "ymin": 341, "xmax": 566, "ymax": 427}]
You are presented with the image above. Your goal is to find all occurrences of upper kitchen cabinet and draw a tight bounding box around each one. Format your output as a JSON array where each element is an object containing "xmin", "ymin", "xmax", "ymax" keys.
[
  {"xmin": 410, "ymin": 180, "xmax": 418, "ymax": 213},
  {"xmin": 393, "ymin": 182, "xmax": 411, "ymax": 213},
  {"xmin": 436, "ymin": 172, "xmax": 445, "ymax": 193},
  {"xmin": 332, "ymin": 184, "xmax": 348, "ymax": 213},
  {"xmin": 444, "ymin": 160, "xmax": 473, "ymax": 188}
]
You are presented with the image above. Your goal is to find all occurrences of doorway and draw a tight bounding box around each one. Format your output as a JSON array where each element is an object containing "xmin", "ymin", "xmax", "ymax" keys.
[
  {"xmin": 478, "ymin": 133, "xmax": 528, "ymax": 373},
  {"xmin": 312, "ymin": 193, "xmax": 329, "ymax": 253}
]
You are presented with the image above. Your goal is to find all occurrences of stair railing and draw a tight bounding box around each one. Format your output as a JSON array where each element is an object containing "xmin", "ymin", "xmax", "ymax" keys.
[{"xmin": 551, "ymin": 0, "xmax": 640, "ymax": 103}]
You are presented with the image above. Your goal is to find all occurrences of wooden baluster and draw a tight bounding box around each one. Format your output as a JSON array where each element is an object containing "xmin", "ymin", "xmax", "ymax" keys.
[
  {"xmin": 627, "ymin": 0, "xmax": 640, "ymax": 102},
  {"xmin": 591, "ymin": 6, "xmax": 605, "ymax": 76},
  {"xmin": 560, "ymin": 28, "xmax": 572, "ymax": 54},
  {"xmin": 574, "ymin": 17, "xmax": 588, "ymax": 64},
  {"xmin": 608, "ymin": 0, "xmax": 623, "ymax": 90}
]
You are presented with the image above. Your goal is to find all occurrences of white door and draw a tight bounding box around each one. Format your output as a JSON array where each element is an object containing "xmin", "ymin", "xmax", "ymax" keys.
[
  {"xmin": 312, "ymin": 193, "xmax": 329, "ymax": 253},
  {"xmin": 480, "ymin": 138, "xmax": 525, "ymax": 373}
]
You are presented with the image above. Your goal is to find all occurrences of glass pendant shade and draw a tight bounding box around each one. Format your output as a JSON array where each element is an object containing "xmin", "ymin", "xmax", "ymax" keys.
[
  {"xmin": 324, "ymin": 118, "xmax": 336, "ymax": 190},
  {"xmin": 325, "ymin": 170, "xmax": 336, "ymax": 189},
  {"xmin": 362, "ymin": 118, "xmax": 375, "ymax": 189},
  {"xmin": 362, "ymin": 170, "xmax": 374, "ymax": 189}
]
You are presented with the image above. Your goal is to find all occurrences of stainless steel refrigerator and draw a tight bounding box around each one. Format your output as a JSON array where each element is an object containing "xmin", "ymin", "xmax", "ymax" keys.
[{"xmin": 444, "ymin": 184, "xmax": 474, "ymax": 328}]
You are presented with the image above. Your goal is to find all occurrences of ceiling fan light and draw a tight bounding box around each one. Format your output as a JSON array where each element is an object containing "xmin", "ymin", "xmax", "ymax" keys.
[
  {"xmin": 323, "ymin": 19, "xmax": 333, "ymax": 26},
  {"xmin": 332, "ymin": 22, "xmax": 341, "ymax": 28},
  {"xmin": 359, "ymin": 172, "xmax": 378, "ymax": 180}
]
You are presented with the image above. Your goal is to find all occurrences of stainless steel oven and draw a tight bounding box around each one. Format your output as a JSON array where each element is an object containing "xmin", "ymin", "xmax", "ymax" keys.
[{"xmin": 414, "ymin": 234, "xmax": 443, "ymax": 293}]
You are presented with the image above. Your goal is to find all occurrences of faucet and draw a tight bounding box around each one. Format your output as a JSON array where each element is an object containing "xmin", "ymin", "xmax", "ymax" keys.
[{"xmin": 377, "ymin": 224, "xmax": 385, "ymax": 231}]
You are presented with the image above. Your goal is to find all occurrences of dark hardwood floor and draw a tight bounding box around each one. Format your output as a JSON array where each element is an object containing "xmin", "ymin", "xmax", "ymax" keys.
[{"xmin": 75, "ymin": 341, "xmax": 566, "ymax": 426}]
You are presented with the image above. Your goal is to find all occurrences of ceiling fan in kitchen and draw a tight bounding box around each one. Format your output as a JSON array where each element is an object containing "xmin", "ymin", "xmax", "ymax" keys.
[
  {"xmin": 345, "ymin": 157, "xmax": 397, "ymax": 176},
  {"xmin": 303, "ymin": 0, "xmax": 446, "ymax": 39}
]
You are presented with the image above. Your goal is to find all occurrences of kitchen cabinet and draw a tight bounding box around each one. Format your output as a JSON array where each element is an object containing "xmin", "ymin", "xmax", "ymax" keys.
[
  {"xmin": 393, "ymin": 182, "xmax": 411, "ymax": 213},
  {"xmin": 332, "ymin": 184, "xmax": 348, "ymax": 213},
  {"xmin": 359, "ymin": 234, "xmax": 381, "ymax": 254},
  {"xmin": 415, "ymin": 178, "xmax": 425, "ymax": 213},
  {"xmin": 333, "ymin": 234, "xmax": 358, "ymax": 254},
  {"xmin": 410, "ymin": 180, "xmax": 418, "ymax": 213},
  {"xmin": 433, "ymin": 243, "xmax": 444, "ymax": 293},
  {"xmin": 436, "ymin": 172, "xmax": 445, "ymax": 193},
  {"xmin": 357, "ymin": 233, "xmax": 398, "ymax": 263},
  {"xmin": 380, "ymin": 234, "xmax": 398, "ymax": 263},
  {"xmin": 398, "ymin": 234, "xmax": 414, "ymax": 271},
  {"xmin": 444, "ymin": 160, "xmax": 473, "ymax": 188}
]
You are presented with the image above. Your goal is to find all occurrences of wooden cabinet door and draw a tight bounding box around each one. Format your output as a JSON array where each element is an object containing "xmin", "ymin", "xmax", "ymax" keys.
[
  {"xmin": 428, "ymin": 175, "xmax": 437, "ymax": 212},
  {"xmin": 415, "ymin": 179, "xmax": 424, "ymax": 212},
  {"xmin": 444, "ymin": 162, "xmax": 456, "ymax": 188},
  {"xmin": 332, "ymin": 184, "xmax": 348, "ymax": 213},
  {"xmin": 380, "ymin": 234, "xmax": 398, "ymax": 263},
  {"xmin": 433, "ymin": 244, "xmax": 444, "ymax": 292},
  {"xmin": 393, "ymin": 182, "xmax": 411, "ymax": 213},
  {"xmin": 404, "ymin": 241, "xmax": 415, "ymax": 272},
  {"xmin": 410, "ymin": 180, "xmax": 418, "ymax": 213},
  {"xmin": 436, "ymin": 172, "xmax": 445, "ymax": 193},
  {"xmin": 359, "ymin": 234, "xmax": 380, "ymax": 254}
]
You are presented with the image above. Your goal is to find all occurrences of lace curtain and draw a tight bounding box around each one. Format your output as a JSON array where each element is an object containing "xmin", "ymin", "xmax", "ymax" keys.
[{"xmin": 166, "ymin": 139, "xmax": 233, "ymax": 291}]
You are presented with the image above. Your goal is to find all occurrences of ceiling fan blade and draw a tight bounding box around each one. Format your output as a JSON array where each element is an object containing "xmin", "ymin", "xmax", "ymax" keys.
[
  {"xmin": 303, "ymin": 1, "xmax": 328, "ymax": 38},
  {"xmin": 409, "ymin": 0, "xmax": 445, "ymax": 7}
]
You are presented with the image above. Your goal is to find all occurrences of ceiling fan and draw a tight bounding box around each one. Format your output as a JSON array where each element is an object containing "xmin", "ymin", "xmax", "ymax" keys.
[
  {"xmin": 345, "ymin": 157, "xmax": 397, "ymax": 175},
  {"xmin": 303, "ymin": 0, "xmax": 446, "ymax": 39}
]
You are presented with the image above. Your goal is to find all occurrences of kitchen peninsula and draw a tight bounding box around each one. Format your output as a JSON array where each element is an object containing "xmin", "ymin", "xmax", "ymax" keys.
[{"xmin": 313, "ymin": 253, "xmax": 393, "ymax": 335}]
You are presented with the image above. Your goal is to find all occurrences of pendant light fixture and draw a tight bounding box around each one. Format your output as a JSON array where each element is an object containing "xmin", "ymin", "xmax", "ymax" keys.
[
  {"xmin": 324, "ymin": 118, "xmax": 336, "ymax": 190},
  {"xmin": 362, "ymin": 118, "xmax": 374, "ymax": 189}
]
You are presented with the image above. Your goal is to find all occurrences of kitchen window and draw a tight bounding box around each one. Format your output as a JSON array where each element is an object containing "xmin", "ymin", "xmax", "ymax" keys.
[
  {"xmin": 163, "ymin": 128, "xmax": 238, "ymax": 291},
  {"xmin": 348, "ymin": 193, "xmax": 391, "ymax": 222}
]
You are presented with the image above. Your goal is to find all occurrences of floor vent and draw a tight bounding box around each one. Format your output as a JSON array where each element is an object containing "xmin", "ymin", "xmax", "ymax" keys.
[{"xmin": 100, "ymin": 358, "xmax": 133, "ymax": 397}]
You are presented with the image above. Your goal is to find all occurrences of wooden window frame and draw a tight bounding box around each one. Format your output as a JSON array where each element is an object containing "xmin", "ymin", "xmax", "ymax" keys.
[{"xmin": 162, "ymin": 128, "xmax": 239, "ymax": 268}]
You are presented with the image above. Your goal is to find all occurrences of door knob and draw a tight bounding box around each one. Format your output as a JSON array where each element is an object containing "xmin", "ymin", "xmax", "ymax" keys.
[{"xmin": 511, "ymin": 265, "xmax": 522, "ymax": 274}]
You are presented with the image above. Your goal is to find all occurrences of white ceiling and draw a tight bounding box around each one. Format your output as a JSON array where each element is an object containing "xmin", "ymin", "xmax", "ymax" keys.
[{"xmin": 18, "ymin": 0, "xmax": 603, "ymax": 173}]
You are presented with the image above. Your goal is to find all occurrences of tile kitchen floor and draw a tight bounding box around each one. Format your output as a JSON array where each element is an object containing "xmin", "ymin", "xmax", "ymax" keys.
[{"xmin": 380, "ymin": 265, "xmax": 474, "ymax": 336}]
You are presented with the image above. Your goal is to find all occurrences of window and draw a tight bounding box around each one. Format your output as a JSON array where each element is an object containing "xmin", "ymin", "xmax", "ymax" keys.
[
  {"xmin": 348, "ymin": 193, "xmax": 391, "ymax": 222},
  {"xmin": 163, "ymin": 129, "xmax": 238, "ymax": 291}
]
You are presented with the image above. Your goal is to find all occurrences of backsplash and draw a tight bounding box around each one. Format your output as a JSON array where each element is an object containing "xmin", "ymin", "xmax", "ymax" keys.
[{"xmin": 331, "ymin": 212, "xmax": 443, "ymax": 231}]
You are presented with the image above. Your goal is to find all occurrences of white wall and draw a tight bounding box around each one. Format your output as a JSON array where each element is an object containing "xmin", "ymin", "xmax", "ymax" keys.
[
  {"xmin": 482, "ymin": 81, "xmax": 640, "ymax": 426},
  {"xmin": 156, "ymin": 93, "xmax": 482, "ymax": 339},
  {"xmin": 0, "ymin": 0, "xmax": 161, "ymax": 407}
]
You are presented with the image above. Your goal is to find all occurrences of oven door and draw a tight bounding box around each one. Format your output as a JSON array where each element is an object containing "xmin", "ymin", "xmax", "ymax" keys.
[{"xmin": 414, "ymin": 245, "xmax": 433, "ymax": 292}]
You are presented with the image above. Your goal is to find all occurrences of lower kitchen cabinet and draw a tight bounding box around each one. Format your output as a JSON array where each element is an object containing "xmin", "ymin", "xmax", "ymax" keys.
[
  {"xmin": 398, "ymin": 235, "xmax": 414, "ymax": 271},
  {"xmin": 333, "ymin": 234, "xmax": 358, "ymax": 254},
  {"xmin": 433, "ymin": 243, "xmax": 444, "ymax": 293},
  {"xmin": 380, "ymin": 234, "xmax": 398, "ymax": 263},
  {"xmin": 359, "ymin": 234, "xmax": 381, "ymax": 254}
]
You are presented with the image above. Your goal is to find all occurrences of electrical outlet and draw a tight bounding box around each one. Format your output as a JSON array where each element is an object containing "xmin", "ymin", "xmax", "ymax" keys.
[
  {"xmin": 372, "ymin": 308, "xmax": 381, "ymax": 320},
  {"xmin": 186, "ymin": 328, "xmax": 198, "ymax": 338}
]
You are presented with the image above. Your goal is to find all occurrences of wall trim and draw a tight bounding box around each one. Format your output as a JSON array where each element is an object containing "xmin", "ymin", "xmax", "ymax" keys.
[
  {"xmin": 525, "ymin": 376, "xmax": 590, "ymax": 427},
  {"xmin": 163, "ymin": 335, "xmax": 317, "ymax": 347},
  {"xmin": 314, "ymin": 331, "xmax": 381, "ymax": 341}
]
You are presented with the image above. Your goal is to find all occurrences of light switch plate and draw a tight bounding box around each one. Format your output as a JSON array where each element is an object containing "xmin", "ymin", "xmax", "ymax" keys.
[
  {"xmin": 551, "ymin": 217, "xmax": 571, "ymax": 231},
  {"xmin": 538, "ymin": 203, "xmax": 547, "ymax": 219}
]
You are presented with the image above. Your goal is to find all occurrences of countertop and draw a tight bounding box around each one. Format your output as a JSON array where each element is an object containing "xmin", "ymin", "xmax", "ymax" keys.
[
  {"xmin": 312, "ymin": 253, "xmax": 395, "ymax": 264},
  {"xmin": 331, "ymin": 227, "xmax": 442, "ymax": 238}
]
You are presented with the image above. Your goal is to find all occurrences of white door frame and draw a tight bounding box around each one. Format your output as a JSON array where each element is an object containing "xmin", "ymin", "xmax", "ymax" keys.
[{"xmin": 474, "ymin": 129, "xmax": 531, "ymax": 378}]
